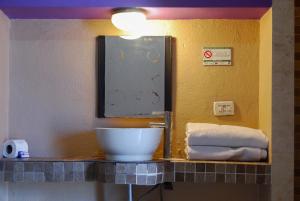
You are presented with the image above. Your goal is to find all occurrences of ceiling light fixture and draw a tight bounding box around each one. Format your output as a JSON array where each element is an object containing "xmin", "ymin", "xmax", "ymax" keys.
[
  {"xmin": 120, "ymin": 35, "xmax": 142, "ymax": 40},
  {"xmin": 111, "ymin": 8, "xmax": 147, "ymax": 33}
]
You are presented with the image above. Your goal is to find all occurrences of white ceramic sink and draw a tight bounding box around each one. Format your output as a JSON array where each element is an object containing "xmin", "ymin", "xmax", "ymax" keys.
[{"xmin": 95, "ymin": 128, "xmax": 163, "ymax": 161}]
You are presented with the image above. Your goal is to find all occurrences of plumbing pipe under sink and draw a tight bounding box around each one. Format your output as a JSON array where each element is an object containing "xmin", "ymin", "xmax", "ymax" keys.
[{"xmin": 128, "ymin": 184, "xmax": 133, "ymax": 201}]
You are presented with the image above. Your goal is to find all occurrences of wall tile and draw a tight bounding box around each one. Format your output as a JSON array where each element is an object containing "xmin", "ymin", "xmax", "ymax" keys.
[
  {"xmin": 146, "ymin": 175, "xmax": 156, "ymax": 185},
  {"xmin": 225, "ymin": 174, "xmax": 236, "ymax": 184},
  {"xmin": 196, "ymin": 164, "xmax": 205, "ymax": 172},
  {"xmin": 205, "ymin": 173, "xmax": 216, "ymax": 183},
  {"xmin": 226, "ymin": 164, "xmax": 236, "ymax": 173},
  {"xmin": 195, "ymin": 173, "xmax": 205, "ymax": 183},
  {"xmin": 206, "ymin": 164, "xmax": 215, "ymax": 173},
  {"xmin": 147, "ymin": 163, "xmax": 157, "ymax": 174}
]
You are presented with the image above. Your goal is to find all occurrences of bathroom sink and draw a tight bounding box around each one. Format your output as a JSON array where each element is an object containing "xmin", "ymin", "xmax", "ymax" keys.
[{"xmin": 95, "ymin": 128, "xmax": 163, "ymax": 161}]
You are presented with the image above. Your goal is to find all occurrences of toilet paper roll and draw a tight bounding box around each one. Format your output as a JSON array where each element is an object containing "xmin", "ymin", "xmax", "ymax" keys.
[{"xmin": 3, "ymin": 139, "xmax": 29, "ymax": 158}]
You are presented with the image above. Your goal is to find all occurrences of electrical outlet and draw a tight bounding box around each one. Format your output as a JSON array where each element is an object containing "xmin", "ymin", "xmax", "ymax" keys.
[{"xmin": 213, "ymin": 101, "xmax": 234, "ymax": 116}]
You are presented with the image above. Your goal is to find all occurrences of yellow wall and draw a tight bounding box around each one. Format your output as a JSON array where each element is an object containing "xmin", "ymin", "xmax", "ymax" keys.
[
  {"xmin": 10, "ymin": 19, "xmax": 263, "ymax": 159},
  {"xmin": 149, "ymin": 20, "xmax": 260, "ymax": 157},
  {"xmin": 89, "ymin": 19, "xmax": 261, "ymax": 158},
  {"xmin": 259, "ymin": 9, "xmax": 272, "ymax": 162}
]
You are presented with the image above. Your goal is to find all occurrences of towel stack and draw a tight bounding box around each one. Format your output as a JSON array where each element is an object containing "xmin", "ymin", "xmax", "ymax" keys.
[{"xmin": 185, "ymin": 123, "xmax": 269, "ymax": 162}]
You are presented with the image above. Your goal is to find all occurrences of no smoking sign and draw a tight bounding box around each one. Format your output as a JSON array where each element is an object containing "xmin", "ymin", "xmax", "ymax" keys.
[
  {"xmin": 204, "ymin": 50, "xmax": 213, "ymax": 59},
  {"xmin": 202, "ymin": 47, "xmax": 232, "ymax": 66}
]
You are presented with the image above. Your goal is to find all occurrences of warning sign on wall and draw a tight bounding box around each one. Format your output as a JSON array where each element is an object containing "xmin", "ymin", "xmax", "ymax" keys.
[{"xmin": 202, "ymin": 47, "xmax": 232, "ymax": 66}]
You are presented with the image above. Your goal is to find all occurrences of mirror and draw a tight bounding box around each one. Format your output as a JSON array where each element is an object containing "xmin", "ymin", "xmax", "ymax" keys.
[{"xmin": 97, "ymin": 36, "xmax": 172, "ymax": 118}]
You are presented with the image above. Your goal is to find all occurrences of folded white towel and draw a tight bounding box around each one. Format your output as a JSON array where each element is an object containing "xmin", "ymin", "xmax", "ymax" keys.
[
  {"xmin": 186, "ymin": 146, "xmax": 267, "ymax": 161},
  {"xmin": 186, "ymin": 123, "xmax": 268, "ymax": 149}
]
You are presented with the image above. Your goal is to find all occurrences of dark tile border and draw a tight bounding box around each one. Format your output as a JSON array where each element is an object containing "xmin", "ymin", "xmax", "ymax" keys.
[
  {"xmin": 171, "ymin": 161, "xmax": 271, "ymax": 185},
  {"xmin": 0, "ymin": 159, "xmax": 271, "ymax": 185}
]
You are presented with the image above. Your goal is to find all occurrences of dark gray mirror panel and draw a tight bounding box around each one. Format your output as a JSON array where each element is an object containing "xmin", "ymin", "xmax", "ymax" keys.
[{"xmin": 97, "ymin": 36, "xmax": 172, "ymax": 118}]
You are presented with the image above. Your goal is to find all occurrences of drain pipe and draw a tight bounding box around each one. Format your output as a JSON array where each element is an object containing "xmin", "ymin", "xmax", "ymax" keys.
[{"xmin": 128, "ymin": 184, "xmax": 133, "ymax": 201}]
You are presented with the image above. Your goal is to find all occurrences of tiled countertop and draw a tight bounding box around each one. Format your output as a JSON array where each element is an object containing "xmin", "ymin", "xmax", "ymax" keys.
[{"xmin": 0, "ymin": 158, "xmax": 271, "ymax": 185}]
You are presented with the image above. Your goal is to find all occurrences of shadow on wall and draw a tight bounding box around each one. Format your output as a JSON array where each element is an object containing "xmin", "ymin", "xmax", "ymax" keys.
[
  {"xmin": 54, "ymin": 131, "xmax": 101, "ymax": 158},
  {"xmin": 8, "ymin": 182, "xmax": 106, "ymax": 201},
  {"xmin": 134, "ymin": 183, "xmax": 270, "ymax": 201}
]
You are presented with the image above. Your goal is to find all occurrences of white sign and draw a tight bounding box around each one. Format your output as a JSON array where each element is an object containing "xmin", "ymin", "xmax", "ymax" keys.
[{"xmin": 202, "ymin": 47, "xmax": 232, "ymax": 66}]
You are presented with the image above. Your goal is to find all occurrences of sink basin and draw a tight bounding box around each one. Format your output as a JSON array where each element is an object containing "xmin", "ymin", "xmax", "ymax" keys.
[{"xmin": 95, "ymin": 128, "xmax": 163, "ymax": 161}]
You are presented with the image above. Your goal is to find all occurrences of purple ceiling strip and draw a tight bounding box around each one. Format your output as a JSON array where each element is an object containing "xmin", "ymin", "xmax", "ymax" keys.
[
  {"xmin": 0, "ymin": 0, "xmax": 272, "ymax": 8},
  {"xmin": 1, "ymin": 7, "xmax": 269, "ymax": 20}
]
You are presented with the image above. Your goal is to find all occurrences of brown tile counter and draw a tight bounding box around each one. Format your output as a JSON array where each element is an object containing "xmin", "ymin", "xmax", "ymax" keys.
[{"xmin": 0, "ymin": 158, "xmax": 271, "ymax": 185}]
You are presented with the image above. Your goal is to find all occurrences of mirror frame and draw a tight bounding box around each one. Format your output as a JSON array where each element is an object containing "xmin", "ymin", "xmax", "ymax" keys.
[{"xmin": 96, "ymin": 35, "xmax": 173, "ymax": 118}]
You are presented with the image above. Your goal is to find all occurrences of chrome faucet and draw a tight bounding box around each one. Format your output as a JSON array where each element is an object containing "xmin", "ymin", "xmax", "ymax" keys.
[{"xmin": 149, "ymin": 111, "xmax": 172, "ymax": 158}]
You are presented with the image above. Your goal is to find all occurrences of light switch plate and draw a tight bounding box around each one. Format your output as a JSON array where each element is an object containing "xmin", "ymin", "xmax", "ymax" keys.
[{"xmin": 213, "ymin": 101, "xmax": 234, "ymax": 116}]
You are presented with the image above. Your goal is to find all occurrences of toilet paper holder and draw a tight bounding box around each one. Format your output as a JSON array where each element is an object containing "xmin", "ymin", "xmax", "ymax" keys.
[{"xmin": 2, "ymin": 139, "xmax": 29, "ymax": 158}]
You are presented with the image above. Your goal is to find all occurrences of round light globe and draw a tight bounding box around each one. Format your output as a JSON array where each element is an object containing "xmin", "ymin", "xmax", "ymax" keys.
[{"xmin": 111, "ymin": 9, "xmax": 147, "ymax": 33}]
